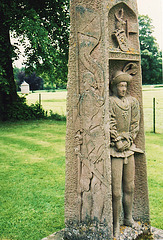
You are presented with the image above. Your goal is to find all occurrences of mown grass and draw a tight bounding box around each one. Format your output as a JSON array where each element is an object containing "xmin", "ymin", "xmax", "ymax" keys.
[
  {"xmin": 0, "ymin": 120, "xmax": 162, "ymax": 240},
  {"xmin": 1, "ymin": 88, "xmax": 162, "ymax": 239},
  {"xmin": 0, "ymin": 120, "xmax": 66, "ymax": 240},
  {"xmin": 145, "ymin": 133, "xmax": 163, "ymax": 229}
]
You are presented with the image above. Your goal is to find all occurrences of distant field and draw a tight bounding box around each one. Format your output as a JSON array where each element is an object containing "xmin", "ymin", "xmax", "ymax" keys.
[
  {"xmin": 24, "ymin": 90, "xmax": 67, "ymax": 116},
  {"xmin": 142, "ymin": 86, "xmax": 163, "ymax": 133},
  {"xmin": 24, "ymin": 86, "xmax": 163, "ymax": 133}
]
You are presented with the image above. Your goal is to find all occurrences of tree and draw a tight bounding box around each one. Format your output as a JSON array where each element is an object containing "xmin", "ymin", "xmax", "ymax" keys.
[
  {"xmin": 0, "ymin": 0, "xmax": 69, "ymax": 120},
  {"xmin": 138, "ymin": 15, "xmax": 162, "ymax": 84}
]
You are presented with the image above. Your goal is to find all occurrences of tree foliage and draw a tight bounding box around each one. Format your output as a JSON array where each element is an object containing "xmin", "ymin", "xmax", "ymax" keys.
[
  {"xmin": 138, "ymin": 15, "xmax": 162, "ymax": 85},
  {"xmin": 0, "ymin": 0, "xmax": 69, "ymax": 119}
]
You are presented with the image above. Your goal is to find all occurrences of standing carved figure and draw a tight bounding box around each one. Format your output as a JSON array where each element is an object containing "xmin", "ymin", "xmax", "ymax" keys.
[{"xmin": 110, "ymin": 70, "xmax": 142, "ymax": 238}]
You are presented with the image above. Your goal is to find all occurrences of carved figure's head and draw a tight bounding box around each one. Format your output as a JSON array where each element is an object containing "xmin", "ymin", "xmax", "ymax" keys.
[
  {"xmin": 111, "ymin": 71, "xmax": 132, "ymax": 97},
  {"xmin": 112, "ymin": 71, "xmax": 132, "ymax": 85}
]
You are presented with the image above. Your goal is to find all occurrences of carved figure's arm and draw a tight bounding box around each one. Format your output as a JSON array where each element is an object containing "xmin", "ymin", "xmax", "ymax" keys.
[
  {"xmin": 130, "ymin": 97, "xmax": 140, "ymax": 140},
  {"xmin": 109, "ymin": 100, "xmax": 119, "ymax": 142}
]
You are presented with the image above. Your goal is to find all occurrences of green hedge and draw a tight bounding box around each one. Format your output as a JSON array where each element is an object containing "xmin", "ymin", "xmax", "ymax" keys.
[{"xmin": 1, "ymin": 96, "xmax": 66, "ymax": 121}]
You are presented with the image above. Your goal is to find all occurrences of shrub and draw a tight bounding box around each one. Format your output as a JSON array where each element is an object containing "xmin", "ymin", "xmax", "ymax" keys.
[
  {"xmin": 2, "ymin": 96, "xmax": 47, "ymax": 121},
  {"xmin": 1, "ymin": 96, "xmax": 67, "ymax": 122},
  {"xmin": 49, "ymin": 110, "xmax": 66, "ymax": 121}
]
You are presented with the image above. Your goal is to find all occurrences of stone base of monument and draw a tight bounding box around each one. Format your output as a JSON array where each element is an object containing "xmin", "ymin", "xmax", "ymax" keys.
[
  {"xmin": 42, "ymin": 225, "xmax": 163, "ymax": 240},
  {"xmin": 42, "ymin": 230, "xmax": 64, "ymax": 240}
]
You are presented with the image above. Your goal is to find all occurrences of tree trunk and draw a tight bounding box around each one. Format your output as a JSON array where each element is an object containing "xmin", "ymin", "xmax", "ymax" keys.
[{"xmin": 0, "ymin": 10, "xmax": 18, "ymax": 120}]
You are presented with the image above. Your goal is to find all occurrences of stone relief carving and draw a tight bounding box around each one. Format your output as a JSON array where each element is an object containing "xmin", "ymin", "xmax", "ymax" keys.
[
  {"xmin": 109, "ymin": 63, "xmax": 144, "ymax": 238},
  {"xmin": 110, "ymin": 4, "xmax": 138, "ymax": 53},
  {"xmin": 112, "ymin": 8, "xmax": 129, "ymax": 52},
  {"xmin": 76, "ymin": 6, "xmax": 104, "ymax": 98},
  {"xmin": 75, "ymin": 6, "xmax": 107, "ymax": 222},
  {"xmin": 66, "ymin": 1, "xmax": 150, "ymax": 239},
  {"xmin": 75, "ymin": 71, "xmax": 106, "ymax": 221},
  {"xmin": 123, "ymin": 62, "xmax": 138, "ymax": 75}
]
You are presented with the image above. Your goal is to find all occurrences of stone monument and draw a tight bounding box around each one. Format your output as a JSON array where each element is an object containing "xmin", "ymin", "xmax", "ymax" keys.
[{"xmin": 65, "ymin": 0, "xmax": 150, "ymax": 239}]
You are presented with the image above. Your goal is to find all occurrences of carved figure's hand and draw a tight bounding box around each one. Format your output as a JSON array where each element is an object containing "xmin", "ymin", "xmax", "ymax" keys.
[
  {"xmin": 115, "ymin": 140, "xmax": 124, "ymax": 151},
  {"xmin": 110, "ymin": 130, "xmax": 119, "ymax": 140},
  {"xmin": 121, "ymin": 132, "xmax": 132, "ymax": 142},
  {"xmin": 115, "ymin": 139, "xmax": 131, "ymax": 152}
]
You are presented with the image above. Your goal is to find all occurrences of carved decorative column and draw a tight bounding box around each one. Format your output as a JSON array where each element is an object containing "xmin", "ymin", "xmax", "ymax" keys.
[{"xmin": 65, "ymin": 1, "xmax": 150, "ymax": 239}]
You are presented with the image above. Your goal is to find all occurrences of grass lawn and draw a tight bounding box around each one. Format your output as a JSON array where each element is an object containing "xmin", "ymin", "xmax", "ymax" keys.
[
  {"xmin": 145, "ymin": 132, "xmax": 163, "ymax": 229},
  {"xmin": 0, "ymin": 88, "xmax": 162, "ymax": 239},
  {"xmin": 0, "ymin": 120, "xmax": 66, "ymax": 240},
  {"xmin": 0, "ymin": 120, "xmax": 162, "ymax": 240}
]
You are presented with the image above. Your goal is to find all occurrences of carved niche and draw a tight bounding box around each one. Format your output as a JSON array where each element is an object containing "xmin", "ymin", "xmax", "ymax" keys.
[{"xmin": 108, "ymin": 3, "xmax": 139, "ymax": 53}]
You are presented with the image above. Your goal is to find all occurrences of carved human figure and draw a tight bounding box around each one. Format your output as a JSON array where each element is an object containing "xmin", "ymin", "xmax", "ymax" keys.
[{"xmin": 109, "ymin": 71, "xmax": 142, "ymax": 238}]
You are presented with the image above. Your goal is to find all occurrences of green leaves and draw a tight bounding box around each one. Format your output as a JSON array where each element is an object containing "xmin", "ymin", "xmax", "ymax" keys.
[
  {"xmin": 2, "ymin": 0, "xmax": 69, "ymax": 84},
  {"xmin": 0, "ymin": 0, "xmax": 70, "ymax": 119},
  {"xmin": 138, "ymin": 15, "xmax": 162, "ymax": 84},
  {"xmin": 17, "ymin": 1, "xmax": 70, "ymax": 83}
]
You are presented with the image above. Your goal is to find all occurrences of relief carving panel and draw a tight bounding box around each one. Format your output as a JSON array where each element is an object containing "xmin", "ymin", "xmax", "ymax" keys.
[
  {"xmin": 66, "ymin": 1, "xmax": 150, "ymax": 239},
  {"xmin": 75, "ymin": 6, "xmax": 107, "ymax": 222},
  {"xmin": 109, "ymin": 3, "xmax": 139, "ymax": 53}
]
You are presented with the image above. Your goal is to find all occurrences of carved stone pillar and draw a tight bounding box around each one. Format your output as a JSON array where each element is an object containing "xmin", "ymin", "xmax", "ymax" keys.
[{"xmin": 65, "ymin": 0, "xmax": 150, "ymax": 239}]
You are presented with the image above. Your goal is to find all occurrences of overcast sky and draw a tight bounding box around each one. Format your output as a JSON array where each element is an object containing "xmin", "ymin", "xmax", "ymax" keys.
[{"xmin": 137, "ymin": 0, "xmax": 162, "ymax": 50}]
